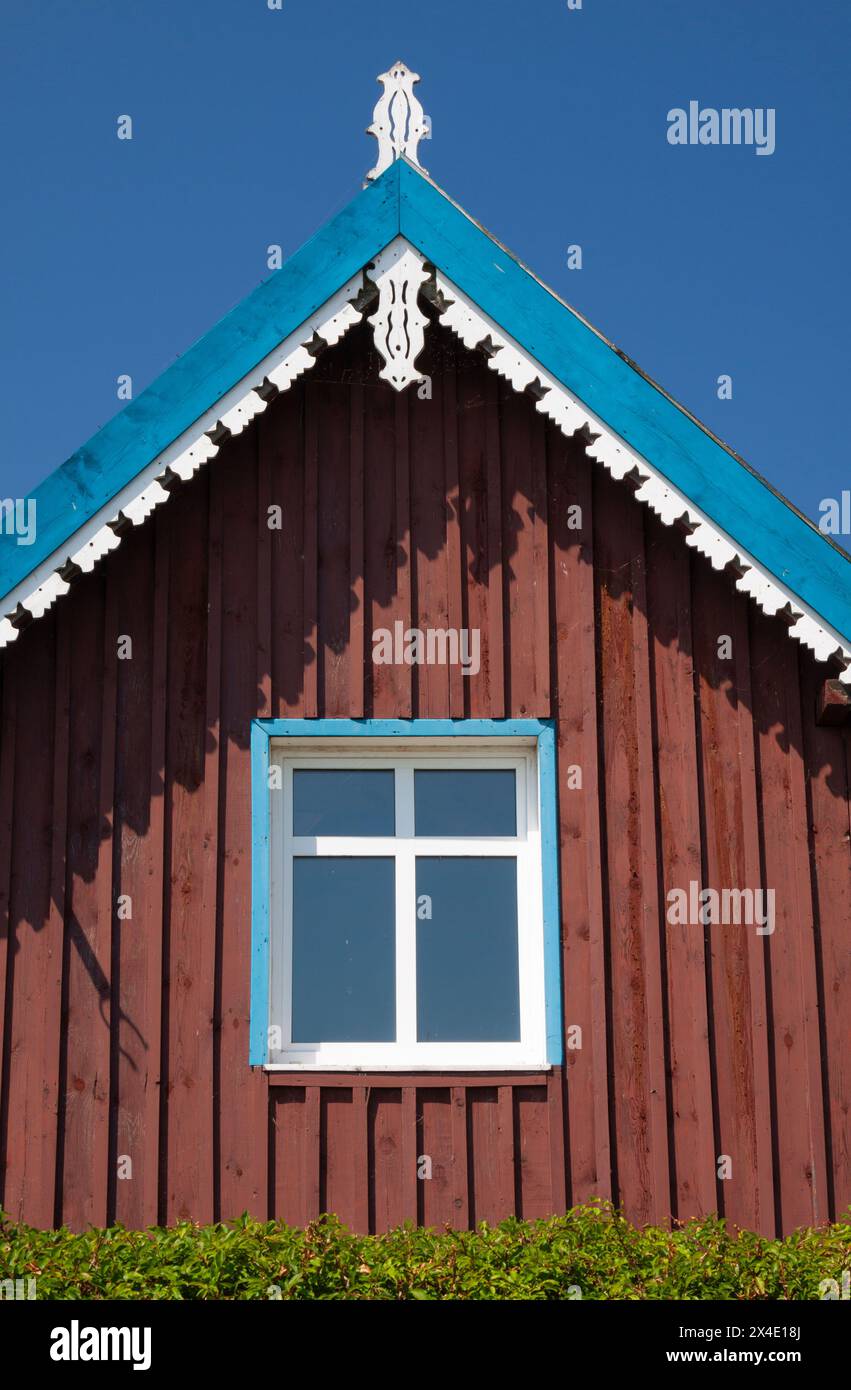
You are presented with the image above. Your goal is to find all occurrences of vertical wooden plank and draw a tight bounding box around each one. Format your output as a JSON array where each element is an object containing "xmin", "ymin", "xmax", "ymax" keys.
[
  {"xmin": 549, "ymin": 431, "xmax": 610, "ymax": 1207},
  {"xmin": 501, "ymin": 385, "xmax": 531, "ymax": 718},
  {"xmin": 467, "ymin": 1087, "xmax": 514, "ymax": 1226},
  {"xmin": 515, "ymin": 1084, "xmax": 553, "ymax": 1220},
  {"xmin": 44, "ymin": 616, "xmax": 69, "ymax": 1228},
  {"xmin": 348, "ymin": 382, "xmax": 365, "ymax": 719},
  {"xmin": 351, "ymin": 1086, "xmax": 370, "ymax": 1232},
  {"xmin": 394, "ymin": 394, "xmax": 413, "ymax": 719},
  {"xmin": 320, "ymin": 1085, "xmax": 368, "ymax": 1231},
  {"xmin": 148, "ymin": 520, "xmax": 169, "ymax": 1227},
  {"xmin": 546, "ymin": 1067, "xmax": 567, "ymax": 1215},
  {"xmin": 61, "ymin": 579, "xmax": 112, "ymax": 1230},
  {"xmin": 1, "ymin": 619, "xmax": 62, "ymax": 1226},
  {"xmin": 98, "ymin": 579, "xmax": 119, "ymax": 1223},
  {"xmin": 418, "ymin": 1089, "xmax": 455, "ymax": 1229},
  {"xmin": 302, "ymin": 387, "xmax": 319, "ymax": 719},
  {"xmin": 498, "ymin": 1084, "xmax": 516, "ymax": 1214},
  {"xmin": 266, "ymin": 388, "xmax": 306, "ymax": 718},
  {"xmin": 304, "ymin": 1085, "xmax": 321, "ymax": 1221},
  {"xmin": 693, "ymin": 563, "xmax": 774, "ymax": 1235},
  {"xmin": 323, "ymin": 1089, "xmax": 368, "ymax": 1230},
  {"xmin": 800, "ymin": 657, "xmax": 851, "ymax": 1220},
  {"xmin": 365, "ymin": 383, "xmax": 411, "ymax": 718},
  {"xmin": 257, "ymin": 437, "xmax": 272, "ymax": 719},
  {"xmin": 594, "ymin": 472, "xmax": 670, "ymax": 1227},
  {"xmin": 484, "ymin": 373, "xmax": 505, "ymax": 718},
  {"xmin": 530, "ymin": 411, "xmax": 550, "ymax": 715},
  {"xmin": 113, "ymin": 525, "xmax": 164, "ymax": 1229},
  {"xmin": 369, "ymin": 1088, "xmax": 404, "ymax": 1233},
  {"xmin": 500, "ymin": 385, "xmax": 550, "ymax": 717},
  {"xmin": 217, "ymin": 429, "xmax": 268, "ymax": 1220},
  {"xmin": 751, "ymin": 615, "xmax": 828, "ymax": 1230},
  {"xmin": 645, "ymin": 516, "xmax": 716, "ymax": 1222},
  {"xmin": 410, "ymin": 335, "xmax": 450, "ymax": 718},
  {"xmin": 450, "ymin": 1085, "xmax": 469, "ymax": 1228},
  {"xmin": 400, "ymin": 1084, "xmax": 419, "ymax": 1224},
  {"xmin": 442, "ymin": 344, "xmax": 465, "ymax": 718},
  {"xmin": 274, "ymin": 1087, "xmax": 321, "ymax": 1227},
  {"xmin": 316, "ymin": 380, "xmax": 352, "ymax": 718},
  {"xmin": 162, "ymin": 483, "xmax": 215, "ymax": 1225},
  {"xmin": 458, "ymin": 357, "xmax": 505, "ymax": 720}
]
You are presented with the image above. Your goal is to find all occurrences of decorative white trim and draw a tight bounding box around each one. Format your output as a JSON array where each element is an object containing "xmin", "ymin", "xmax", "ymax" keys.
[
  {"xmin": 366, "ymin": 61, "xmax": 429, "ymax": 182},
  {"xmin": 0, "ymin": 273, "xmax": 366, "ymax": 649},
  {"xmin": 3, "ymin": 235, "xmax": 848, "ymax": 691},
  {"xmin": 431, "ymin": 264, "xmax": 851, "ymax": 684},
  {"xmin": 367, "ymin": 238, "xmax": 430, "ymax": 392}
]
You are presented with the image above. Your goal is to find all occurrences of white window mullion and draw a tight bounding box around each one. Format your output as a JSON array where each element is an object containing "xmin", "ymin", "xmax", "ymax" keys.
[
  {"xmin": 395, "ymin": 766, "xmax": 416, "ymax": 1044},
  {"xmin": 395, "ymin": 841, "xmax": 417, "ymax": 1046}
]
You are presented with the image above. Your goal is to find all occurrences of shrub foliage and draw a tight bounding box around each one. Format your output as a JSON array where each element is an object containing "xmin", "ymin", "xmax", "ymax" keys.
[{"xmin": 1, "ymin": 1200, "xmax": 848, "ymax": 1300}]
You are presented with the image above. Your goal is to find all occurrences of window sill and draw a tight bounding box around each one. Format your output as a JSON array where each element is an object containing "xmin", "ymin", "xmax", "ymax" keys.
[{"xmin": 264, "ymin": 1066, "xmax": 554, "ymax": 1086}]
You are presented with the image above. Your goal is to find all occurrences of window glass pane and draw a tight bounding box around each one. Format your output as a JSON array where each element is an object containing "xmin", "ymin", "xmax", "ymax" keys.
[
  {"xmin": 416, "ymin": 857, "xmax": 520, "ymax": 1041},
  {"xmin": 293, "ymin": 769, "xmax": 395, "ymax": 836},
  {"xmin": 414, "ymin": 769, "xmax": 517, "ymax": 836},
  {"xmin": 292, "ymin": 858, "xmax": 395, "ymax": 1041}
]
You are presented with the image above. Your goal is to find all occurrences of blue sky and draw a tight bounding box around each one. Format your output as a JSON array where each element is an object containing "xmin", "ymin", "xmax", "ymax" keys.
[{"xmin": 2, "ymin": 0, "xmax": 849, "ymax": 524}]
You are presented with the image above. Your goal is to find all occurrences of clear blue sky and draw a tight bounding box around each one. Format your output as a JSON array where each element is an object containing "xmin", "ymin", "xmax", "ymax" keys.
[{"xmin": 2, "ymin": 0, "xmax": 849, "ymax": 523}]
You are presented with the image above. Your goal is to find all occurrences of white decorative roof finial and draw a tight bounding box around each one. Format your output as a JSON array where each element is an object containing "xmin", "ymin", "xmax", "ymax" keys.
[{"xmin": 366, "ymin": 60, "xmax": 429, "ymax": 181}]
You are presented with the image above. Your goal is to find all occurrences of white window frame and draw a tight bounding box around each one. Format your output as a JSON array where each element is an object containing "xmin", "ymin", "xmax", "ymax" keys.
[{"xmin": 266, "ymin": 737, "xmax": 548, "ymax": 1070}]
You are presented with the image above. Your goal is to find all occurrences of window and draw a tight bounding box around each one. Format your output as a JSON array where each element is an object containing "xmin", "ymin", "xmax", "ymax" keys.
[{"xmin": 251, "ymin": 721, "xmax": 560, "ymax": 1070}]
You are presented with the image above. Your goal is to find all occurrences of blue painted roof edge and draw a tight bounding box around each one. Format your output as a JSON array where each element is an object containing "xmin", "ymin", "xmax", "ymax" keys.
[
  {"xmin": 2, "ymin": 156, "xmax": 849, "ymax": 645},
  {"xmin": 398, "ymin": 162, "xmax": 851, "ymax": 643},
  {"xmin": 0, "ymin": 163, "xmax": 401, "ymax": 596}
]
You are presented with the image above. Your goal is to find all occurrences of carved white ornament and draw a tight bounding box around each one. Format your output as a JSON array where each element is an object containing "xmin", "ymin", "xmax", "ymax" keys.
[
  {"xmin": 367, "ymin": 239, "xmax": 430, "ymax": 391},
  {"xmin": 366, "ymin": 61, "xmax": 429, "ymax": 181}
]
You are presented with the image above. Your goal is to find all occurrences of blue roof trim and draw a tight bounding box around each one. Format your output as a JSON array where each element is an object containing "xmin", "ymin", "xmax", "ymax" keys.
[
  {"xmin": 3, "ymin": 158, "xmax": 850, "ymax": 645},
  {"xmin": 398, "ymin": 163, "xmax": 851, "ymax": 642},
  {"xmin": 0, "ymin": 166, "xmax": 401, "ymax": 598}
]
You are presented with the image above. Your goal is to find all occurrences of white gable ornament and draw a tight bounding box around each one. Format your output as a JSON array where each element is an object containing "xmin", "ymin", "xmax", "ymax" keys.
[
  {"xmin": 367, "ymin": 239, "xmax": 430, "ymax": 391},
  {"xmin": 366, "ymin": 60, "xmax": 429, "ymax": 181}
]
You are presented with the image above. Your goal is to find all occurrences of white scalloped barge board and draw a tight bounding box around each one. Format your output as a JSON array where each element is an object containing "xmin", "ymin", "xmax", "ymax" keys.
[
  {"xmin": 2, "ymin": 239, "xmax": 848, "ymax": 689},
  {"xmin": 430, "ymin": 265, "xmax": 851, "ymax": 684},
  {"xmin": 0, "ymin": 272, "xmax": 365, "ymax": 649}
]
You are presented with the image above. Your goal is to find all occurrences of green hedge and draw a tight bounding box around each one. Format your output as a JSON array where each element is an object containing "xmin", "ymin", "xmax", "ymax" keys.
[{"xmin": 1, "ymin": 1201, "xmax": 849, "ymax": 1300}]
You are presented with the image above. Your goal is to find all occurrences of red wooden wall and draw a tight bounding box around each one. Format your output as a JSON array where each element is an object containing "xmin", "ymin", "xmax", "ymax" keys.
[{"xmin": 0, "ymin": 317, "xmax": 848, "ymax": 1236}]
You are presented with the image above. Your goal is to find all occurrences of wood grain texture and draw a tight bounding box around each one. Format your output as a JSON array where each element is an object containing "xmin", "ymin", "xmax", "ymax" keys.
[
  {"xmin": 645, "ymin": 517, "xmax": 716, "ymax": 1222},
  {"xmin": 217, "ymin": 428, "xmax": 267, "ymax": 1220},
  {"xmin": 548, "ymin": 431, "xmax": 611, "ymax": 1207},
  {"xmin": 61, "ymin": 580, "xmax": 112, "ymax": 1230},
  {"xmin": 2, "ymin": 616, "xmax": 60, "ymax": 1226},
  {"xmin": 750, "ymin": 613, "xmax": 828, "ymax": 1230},
  {"xmin": 595, "ymin": 473, "xmax": 669, "ymax": 1226},
  {"xmin": 0, "ymin": 323, "xmax": 846, "ymax": 1235},
  {"xmin": 112, "ymin": 526, "xmax": 163, "ymax": 1229},
  {"xmin": 692, "ymin": 568, "xmax": 775, "ymax": 1234},
  {"xmin": 800, "ymin": 657, "xmax": 851, "ymax": 1221}
]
